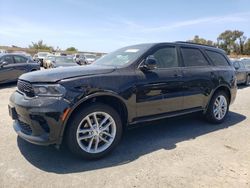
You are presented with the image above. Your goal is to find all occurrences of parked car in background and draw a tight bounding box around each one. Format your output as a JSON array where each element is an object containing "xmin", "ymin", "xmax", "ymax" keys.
[
  {"xmin": 73, "ymin": 54, "xmax": 87, "ymax": 65},
  {"xmin": 241, "ymin": 59, "xmax": 250, "ymax": 69},
  {"xmin": 0, "ymin": 49, "xmax": 7, "ymax": 54},
  {"xmin": 45, "ymin": 56, "xmax": 78, "ymax": 68},
  {"xmin": 0, "ymin": 54, "xmax": 40, "ymax": 84},
  {"xmin": 84, "ymin": 54, "xmax": 97, "ymax": 64},
  {"xmin": 54, "ymin": 52, "xmax": 67, "ymax": 56},
  {"xmin": 43, "ymin": 55, "xmax": 56, "ymax": 69},
  {"xmin": 9, "ymin": 42, "xmax": 237, "ymax": 159},
  {"xmin": 232, "ymin": 60, "xmax": 250, "ymax": 85},
  {"xmin": 33, "ymin": 52, "xmax": 51, "ymax": 67}
]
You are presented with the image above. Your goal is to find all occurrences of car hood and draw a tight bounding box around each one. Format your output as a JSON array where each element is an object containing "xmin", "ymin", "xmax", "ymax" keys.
[{"xmin": 19, "ymin": 65, "xmax": 115, "ymax": 83}]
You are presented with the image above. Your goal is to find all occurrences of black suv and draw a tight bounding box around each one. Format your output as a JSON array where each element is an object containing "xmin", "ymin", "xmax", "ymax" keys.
[{"xmin": 9, "ymin": 42, "xmax": 237, "ymax": 159}]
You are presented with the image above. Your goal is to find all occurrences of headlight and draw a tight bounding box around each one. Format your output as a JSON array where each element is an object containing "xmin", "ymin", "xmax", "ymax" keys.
[{"xmin": 33, "ymin": 84, "xmax": 66, "ymax": 97}]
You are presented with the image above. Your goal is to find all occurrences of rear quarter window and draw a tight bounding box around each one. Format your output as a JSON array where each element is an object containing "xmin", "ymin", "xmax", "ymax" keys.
[
  {"xmin": 180, "ymin": 47, "xmax": 209, "ymax": 67},
  {"xmin": 206, "ymin": 50, "xmax": 229, "ymax": 66}
]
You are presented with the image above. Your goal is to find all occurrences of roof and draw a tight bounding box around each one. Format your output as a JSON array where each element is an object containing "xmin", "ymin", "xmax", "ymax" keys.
[{"xmin": 150, "ymin": 41, "xmax": 225, "ymax": 53}]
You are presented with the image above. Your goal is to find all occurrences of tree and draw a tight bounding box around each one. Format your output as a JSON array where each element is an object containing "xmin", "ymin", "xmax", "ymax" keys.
[
  {"xmin": 29, "ymin": 40, "xmax": 54, "ymax": 51},
  {"xmin": 244, "ymin": 39, "xmax": 250, "ymax": 55},
  {"xmin": 188, "ymin": 35, "xmax": 214, "ymax": 46},
  {"xmin": 234, "ymin": 30, "xmax": 246, "ymax": 54},
  {"xmin": 66, "ymin": 47, "xmax": 78, "ymax": 52},
  {"xmin": 217, "ymin": 30, "xmax": 246, "ymax": 54}
]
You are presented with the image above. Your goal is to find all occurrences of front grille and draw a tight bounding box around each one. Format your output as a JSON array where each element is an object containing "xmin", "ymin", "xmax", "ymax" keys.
[
  {"xmin": 19, "ymin": 121, "xmax": 32, "ymax": 135},
  {"xmin": 17, "ymin": 80, "xmax": 35, "ymax": 97}
]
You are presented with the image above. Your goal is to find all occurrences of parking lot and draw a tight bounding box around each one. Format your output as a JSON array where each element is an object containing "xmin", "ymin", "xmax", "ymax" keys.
[{"xmin": 0, "ymin": 84, "xmax": 249, "ymax": 188}]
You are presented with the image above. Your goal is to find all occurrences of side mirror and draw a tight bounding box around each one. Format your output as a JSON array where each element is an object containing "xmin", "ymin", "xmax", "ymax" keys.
[
  {"xmin": 0, "ymin": 61, "xmax": 8, "ymax": 67},
  {"xmin": 141, "ymin": 55, "xmax": 157, "ymax": 71},
  {"xmin": 234, "ymin": 62, "xmax": 240, "ymax": 70}
]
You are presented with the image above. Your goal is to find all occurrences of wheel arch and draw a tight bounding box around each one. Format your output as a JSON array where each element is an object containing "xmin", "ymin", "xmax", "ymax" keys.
[
  {"xmin": 205, "ymin": 85, "xmax": 232, "ymax": 112},
  {"xmin": 59, "ymin": 92, "xmax": 129, "ymax": 144}
]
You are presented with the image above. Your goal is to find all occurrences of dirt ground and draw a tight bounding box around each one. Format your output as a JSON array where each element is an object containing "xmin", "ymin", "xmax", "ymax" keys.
[{"xmin": 0, "ymin": 84, "xmax": 249, "ymax": 188}]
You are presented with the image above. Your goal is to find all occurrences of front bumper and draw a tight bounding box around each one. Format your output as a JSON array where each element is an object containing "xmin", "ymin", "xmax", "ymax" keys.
[{"xmin": 9, "ymin": 91, "xmax": 70, "ymax": 145}]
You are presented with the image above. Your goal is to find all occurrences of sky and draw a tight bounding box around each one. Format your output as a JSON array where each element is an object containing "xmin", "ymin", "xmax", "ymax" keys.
[{"xmin": 0, "ymin": 0, "xmax": 250, "ymax": 52}]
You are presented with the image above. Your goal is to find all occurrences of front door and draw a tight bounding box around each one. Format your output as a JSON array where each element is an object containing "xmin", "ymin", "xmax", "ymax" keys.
[{"xmin": 136, "ymin": 45, "xmax": 184, "ymax": 118}]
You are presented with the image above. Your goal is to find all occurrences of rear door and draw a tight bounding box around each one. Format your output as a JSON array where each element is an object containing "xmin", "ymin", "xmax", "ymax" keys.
[
  {"xmin": 136, "ymin": 45, "xmax": 184, "ymax": 117},
  {"xmin": 0, "ymin": 55, "xmax": 16, "ymax": 83},
  {"xmin": 180, "ymin": 46, "xmax": 214, "ymax": 110}
]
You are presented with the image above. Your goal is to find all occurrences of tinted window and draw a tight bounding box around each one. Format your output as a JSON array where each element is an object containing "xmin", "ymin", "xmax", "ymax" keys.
[
  {"xmin": 55, "ymin": 56, "xmax": 74, "ymax": 63},
  {"xmin": 206, "ymin": 50, "xmax": 229, "ymax": 66},
  {"xmin": 1, "ymin": 55, "xmax": 14, "ymax": 64},
  {"xmin": 14, "ymin": 56, "xmax": 27, "ymax": 63},
  {"xmin": 153, "ymin": 47, "xmax": 178, "ymax": 68},
  {"xmin": 181, "ymin": 48, "xmax": 209, "ymax": 66}
]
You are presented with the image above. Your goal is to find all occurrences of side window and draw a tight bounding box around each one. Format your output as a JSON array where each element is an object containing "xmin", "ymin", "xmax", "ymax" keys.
[
  {"xmin": 152, "ymin": 47, "xmax": 178, "ymax": 68},
  {"xmin": 206, "ymin": 50, "xmax": 229, "ymax": 66},
  {"xmin": 1, "ymin": 56, "xmax": 14, "ymax": 64},
  {"xmin": 14, "ymin": 56, "xmax": 27, "ymax": 64},
  {"xmin": 181, "ymin": 47, "xmax": 209, "ymax": 67}
]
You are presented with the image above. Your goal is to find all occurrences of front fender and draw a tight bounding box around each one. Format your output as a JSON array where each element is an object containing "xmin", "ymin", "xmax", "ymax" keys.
[{"xmin": 57, "ymin": 91, "xmax": 131, "ymax": 145}]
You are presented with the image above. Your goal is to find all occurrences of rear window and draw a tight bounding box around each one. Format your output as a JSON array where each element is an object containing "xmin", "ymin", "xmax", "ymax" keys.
[
  {"xmin": 206, "ymin": 50, "xmax": 229, "ymax": 66},
  {"xmin": 181, "ymin": 47, "xmax": 209, "ymax": 67}
]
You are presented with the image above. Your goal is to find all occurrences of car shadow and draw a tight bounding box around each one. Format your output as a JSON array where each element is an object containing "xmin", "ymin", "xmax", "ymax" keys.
[
  {"xmin": 17, "ymin": 111, "xmax": 246, "ymax": 174},
  {"xmin": 0, "ymin": 82, "xmax": 17, "ymax": 89},
  {"xmin": 237, "ymin": 85, "xmax": 249, "ymax": 90}
]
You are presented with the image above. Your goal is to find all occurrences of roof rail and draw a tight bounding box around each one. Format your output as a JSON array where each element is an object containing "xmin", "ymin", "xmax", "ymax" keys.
[{"xmin": 175, "ymin": 41, "xmax": 218, "ymax": 48}]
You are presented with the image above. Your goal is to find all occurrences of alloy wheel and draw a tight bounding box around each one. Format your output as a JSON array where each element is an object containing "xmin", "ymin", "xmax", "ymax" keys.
[
  {"xmin": 76, "ymin": 112, "xmax": 116, "ymax": 154},
  {"xmin": 213, "ymin": 95, "xmax": 228, "ymax": 120}
]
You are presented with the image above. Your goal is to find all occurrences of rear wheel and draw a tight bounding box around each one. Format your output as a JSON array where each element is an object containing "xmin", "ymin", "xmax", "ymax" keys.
[
  {"xmin": 65, "ymin": 103, "xmax": 123, "ymax": 159},
  {"xmin": 205, "ymin": 91, "xmax": 229, "ymax": 124}
]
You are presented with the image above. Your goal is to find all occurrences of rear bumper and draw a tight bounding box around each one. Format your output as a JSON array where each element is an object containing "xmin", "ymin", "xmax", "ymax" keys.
[
  {"xmin": 9, "ymin": 91, "xmax": 71, "ymax": 145},
  {"xmin": 230, "ymin": 85, "xmax": 237, "ymax": 105}
]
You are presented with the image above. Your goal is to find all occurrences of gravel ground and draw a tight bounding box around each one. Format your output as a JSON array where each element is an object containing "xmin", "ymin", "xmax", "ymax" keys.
[{"xmin": 0, "ymin": 84, "xmax": 249, "ymax": 188}]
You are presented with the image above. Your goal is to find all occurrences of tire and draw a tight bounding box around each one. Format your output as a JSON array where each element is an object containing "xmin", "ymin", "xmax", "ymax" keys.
[
  {"xmin": 245, "ymin": 75, "xmax": 250, "ymax": 86},
  {"xmin": 65, "ymin": 103, "xmax": 123, "ymax": 159},
  {"xmin": 205, "ymin": 91, "xmax": 229, "ymax": 124}
]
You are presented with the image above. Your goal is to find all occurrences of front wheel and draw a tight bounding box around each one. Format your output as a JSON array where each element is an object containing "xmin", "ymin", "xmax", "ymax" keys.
[
  {"xmin": 205, "ymin": 91, "xmax": 229, "ymax": 124},
  {"xmin": 65, "ymin": 103, "xmax": 123, "ymax": 159}
]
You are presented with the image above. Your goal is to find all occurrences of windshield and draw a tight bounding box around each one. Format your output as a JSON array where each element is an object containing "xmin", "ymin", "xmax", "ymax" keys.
[
  {"xmin": 38, "ymin": 53, "xmax": 49, "ymax": 57},
  {"xmin": 93, "ymin": 44, "xmax": 153, "ymax": 67},
  {"xmin": 55, "ymin": 56, "xmax": 74, "ymax": 63},
  {"xmin": 85, "ymin": 55, "xmax": 96, "ymax": 59},
  {"xmin": 45, "ymin": 56, "xmax": 55, "ymax": 60}
]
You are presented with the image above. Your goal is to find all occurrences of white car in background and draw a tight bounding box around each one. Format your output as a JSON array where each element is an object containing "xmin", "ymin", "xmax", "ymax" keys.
[
  {"xmin": 33, "ymin": 52, "xmax": 52, "ymax": 67},
  {"xmin": 84, "ymin": 54, "xmax": 97, "ymax": 64},
  {"xmin": 0, "ymin": 49, "xmax": 7, "ymax": 54}
]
